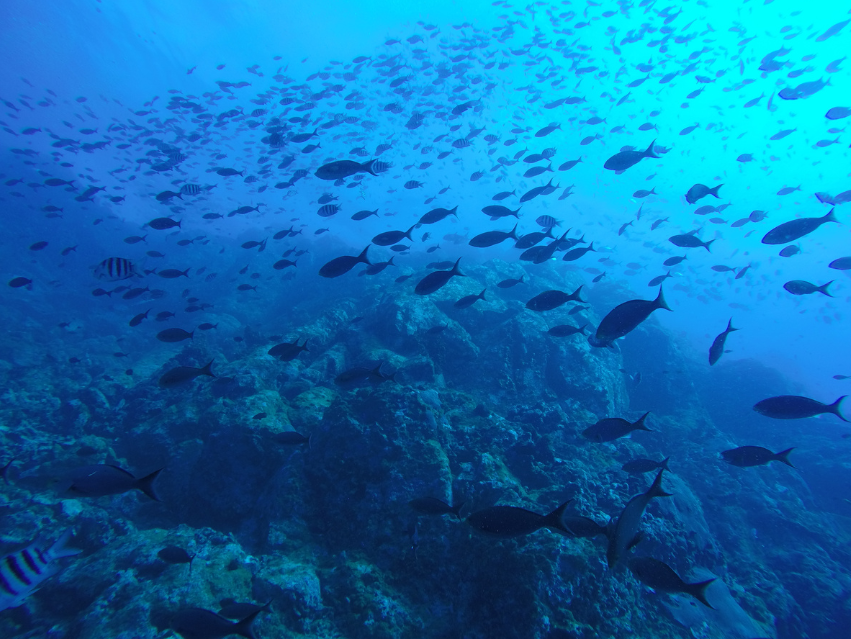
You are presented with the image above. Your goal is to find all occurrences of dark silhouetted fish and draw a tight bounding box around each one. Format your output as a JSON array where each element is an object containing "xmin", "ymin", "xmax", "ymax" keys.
[
  {"xmin": 547, "ymin": 324, "xmax": 587, "ymax": 337},
  {"xmin": 709, "ymin": 318, "xmax": 737, "ymax": 365},
  {"xmin": 497, "ymin": 275, "xmax": 525, "ymax": 288},
  {"xmin": 603, "ymin": 139, "xmax": 658, "ymax": 172},
  {"xmin": 415, "ymin": 258, "xmax": 464, "ymax": 295},
  {"xmin": 606, "ymin": 469, "xmax": 672, "ymax": 567},
  {"xmin": 783, "ymin": 280, "xmax": 833, "ymax": 296},
  {"xmin": 761, "ymin": 209, "xmax": 838, "ymax": 244},
  {"xmin": 525, "ymin": 287, "xmax": 585, "ymax": 311},
  {"xmin": 466, "ymin": 501, "xmax": 572, "ymax": 537},
  {"xmin": 591, "ymin": 286, "xmax": 671, "ymax": 347},
  {"xmin": 454, "ymin": 289, "xmax": 486, "ymax": 309},
  {"xmin": 628, "ymin": 557, "xmax": 714, "ymax": 608},
  {"xmin": 67, "ymin": 465, "xmax": 162, "ymax": 501},
  {"xmin": 622, "ymin": 457, "xmax": 670, "ymax": 475},
  {"xmin": 159, "ymin": 360, "xmax": 215, "ymax": 388},
  {"xmin": 268, "ymin": 338, "xmax": 309, "ymax": 361},
  {"xmin": 669, "ymin": 234, "xmax": 714, "ymax": 251},
  {"xmin": 314, "ymin": 159, "xmax": 377, "ymax": 180},
  {"xmin": 319, "ymin": 245, "xmax": 370, "ymax": 278},
  {"xmin": 753, "ymin": 395, "xmax": 847, "ymax": 421},
  {"xmin": 157, "ymin": 328, "xmax": 194, "ymax": 342},
  {"xmin": 409, "ymin": 497, "xmax": 465, "ymax": 520},
  {"xmin": 174, "ymin": 604, "xmax": 268, "ymax": 639},
  {"xmin": 685, "ymin": 183, "xmax": 722, "ymax": 204},
  {"xmin": 469, "ymin": 225, "xmax": 518, "ymax": 247},
  {"xmin": 373, "ymin": 225, "xmax": 414, "ymax": 246},
  {"xmin": 721, "ymin": 446, "xmax": 794, "ymax": 468},
  {"xmin": 582, "ymin": 412, "xmax": 651, "ymax": 442}
]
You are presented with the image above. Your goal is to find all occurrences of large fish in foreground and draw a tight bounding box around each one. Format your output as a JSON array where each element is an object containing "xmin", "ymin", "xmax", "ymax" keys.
[
  {"xmin": 0, "ymin": 529, "xmax": 80, "ymax": 612},
  {"xmin": 174, "ymin": 603, "xmax": 269, "ymax": 639},
  {"xmin": 314, "ymin": 159, "xmax": 377, "ymax": 181},
  {"xmin": 721, "ymin": 446, "xmax": 794, "ymax": 468},
  {"xmin": 753, "ymin": 395, "xmax": 847, "ymax": 421},
  {"xmin": 708, "ymin": 318, "xmax": 737, "ymax": 365},
  {"xmin": 590, "ymin": 286, "xmax": 671, "ymax": 347},
  {"xmin": 68, "ymin": 464, "xmax": 163, "ymax": 500},
  {"xmin": 606, "ymin": 469, "xmax": 672, "ymax": 568},
  {"xmin": 603, "ymin": 139, "xmax": 659, "ymax": 172},
  {"xmin": 761, "ymin": 209, "xmax": 838, "ymax": 244}
]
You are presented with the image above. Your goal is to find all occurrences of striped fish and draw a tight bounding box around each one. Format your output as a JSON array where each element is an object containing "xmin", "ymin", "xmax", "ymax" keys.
[
  {"xmin": 93, "ymin": 257, "xmax": 137, "ymax": 281},
  {"xmin": 0, "ymin": 529, "xmax": 80, "ymax": 612}
]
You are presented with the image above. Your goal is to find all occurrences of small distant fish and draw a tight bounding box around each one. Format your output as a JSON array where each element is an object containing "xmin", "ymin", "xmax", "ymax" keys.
[
  {"xmin": 709, "ymin": 318, "xmax": 738, "ymax": 366},
  {"xmin": 621, "ymin": 457, "xmax": 670, "ymax": 475},
  {"xmin": 582, "ymin": 412, "xmax": 651, "ymax": 442},
  {"xmin": 783, "ymin": 280, "xmax": 833, "ymax": 296}
]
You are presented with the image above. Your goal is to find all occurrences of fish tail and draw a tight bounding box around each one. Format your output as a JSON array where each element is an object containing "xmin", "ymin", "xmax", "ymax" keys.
[
  {"xmin": 571, "ymin": 285, "xmax": 585, "ymax": 303},
  {"xmin": 404, "ymin": 225, "xmax": 415, "ymax": 241},
  {"xmin": 726, "ymin": 317, "xmax": 738, "ymax": 332},
  {"xmin": 358, "ymin": 245, "xmax": 371, "ymax": 265},
  {"xmin": 710, "ymin": 184, "xmax": 723, "ymax": 198},
  {"xmin": 818, "ymin": 281, "xmax": 834, "ymax": 297},
  {"xmin": 451, "ymin": 501, "xmax": 466, "ymax": 520},
  {"xmin": 234, "ymin": 602, "xmax": 269, "ymax": 639},
  {"xmin": 655, "ymin": 285, "xmax": 672, "ymax": 311},
  {"xmin": 478, "ymin": 288, "xmax": 487, "ymax": 301},
  {"xmin": 660, "ymin": 456, "xmax": 671, "ymax": 472},
  {"xmin": 543, "ymin": 499, "xmax": 573, "ymax": 534},
  {"xmin": 689, "ymin": 578, "xmax": 716, "ymax": 608},
  {"xmin": 774, "ymin": 448, "xmax": 795, "ymax": 467},
  {"xmin": 200, "ymin": 360, "xmax": 215, "ymax": 378},
  {"xmin": 137, "ymin": 468, "xmax": 164, "ymax": 501},
  {"xmin": 830, "ymin": 396, "xmax": 848, "ymax": 422},
  {"xmin": 509, "ymin": 224, "xmax": 518, "ymax": 240},
  {"xmin": 703, "ymin": 239, "xmax": 715, "ymax": 252},
  {"xmin": 634, "ymin": 411, "xmax": 652, "ymax": 432},
  {"xmin": 579, "ymin": 323, "xmax": 588, "ymax": 335},
  {"xmin": 644, "ymin": 139, "xmax": 659, "ymax": 158},
  {"xmin": 647, "ymin": 468, "xmax": 673, "ymax": 498},
  {"xmin": 47, "ymin": 529, "xmax": 81, "ymax": 559},
  {"xmin": 588, "ymin": 241, "xmax": 596, "ymax": 252},
  {"xmin": 451, "ymin": 257, "xmax": 464, "ymax": 277},
  {"xmin": 824, "ymin": 208, "xmax": 838, "ymax": 223}
]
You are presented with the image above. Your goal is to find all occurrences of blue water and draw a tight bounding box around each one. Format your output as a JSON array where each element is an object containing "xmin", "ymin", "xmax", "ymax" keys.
[{"xmin": 1, "ymin": 1, "xmax": 850, "ymax": 638}]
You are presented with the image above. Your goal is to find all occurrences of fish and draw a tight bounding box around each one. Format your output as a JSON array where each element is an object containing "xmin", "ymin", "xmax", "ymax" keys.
[
  {"xmin": 466, "ymin": 501, "xmax": 572, "ymax": 538},
  {"xmin": 159, "ymin": 360, "xmax": 215, "ymax": 388},
  {"xmin": 419, "ymin": 206, "xmax": 457, "ymax": 225},
  {"xmin": 721, "ymin": 446, "xmax": 794, "ymax": 468},
  {"xmin": 497, "ymin": 275, "xmax": 525, "ymax": 288},
  {"xmin": 603, "ymin": 139, "xmax": 658, "ymax": 172},
  {"xmin": 753, "ymin": 395, "xmax": 847, "ymax": 421},
  {"xmin": 525, "ymin": 287, "xmax": 585, "ymax": 311},
  {"xmin": 481, "ymin": 205, "xmax": 520, "ymax": 219},
  {"xmin": 93, "ymin": 257, "xmax": 137, "ymax": 281},
  {"xmin": 621, "ymin": 457, "xmax": 670, "ymax": 475},
  {"xmin": 591, "ymin": 286, "xmax": 671, "ymax": 347},
  {"xmin": 783, "ymin": 280, "xmax": 833, "ymax": 296},
  {"xmin": 469, "ymin": 225, "xmax": 518, "ymax": 248},
  {"xmin": 709, "ymin": 318, "xmax": 737, "ymax": 365},
  {"xmin": 454, "ymin": 289, "xmax": 486, "ymax": 309},
  {"xmin": 685, "ymin": 183, "xmax": 722, "ymax": 204},
  {"xmin": 271, "ymin": 431, "xmax": 312, "ymax": 446},
  {"xmin": 372, "ymin": 226, "xmax": 414, "ymax": 246},
  {"xmin": 149, "ymin": 217, "xmax": 181, "ymax": 230},
  {"xmin": 663, "ymin": 255, "xmax": 686, "ymax": 266},
  {"xmin": 606, "ymin": 469, "xmax": 672, "ymax": 567},
  {"xmin": 409, "ymin": 497, "xmax": 465, "ymax": 520},
  {"xmin": 825, "ymin": 106, "xmax": 850, "ymax": 120},
  {"xmin": 334, "ymin": 363, "xmax": 395, "ymax": 388},
  {"xmin": 129, "ymin": 309, "xmax": 150, "ymax": 327},
  {"xmin": 628, "ymin": 557, "xmax": 715, "ymax": 608},
  {"xmin": 828, "ymin": 257, "xmax": 851, "ymax": 270},
  {"xmin": 157, "ymin": 328, "xmax": 194, "ymax": 342},
  {"xmin": 158, "ymin": 546, "xmax": 195, "ymax": 569},
  {"xmin": 0, "ymin": 529, "xmax": 80, "ymax": 612},
  {"xmin": 547, "ymin": 324, "xmax": 587, "ymax": 337},
  {"xmin": 582, "ymin": 412, "xmax": 651, "ymax": 442},
  {"xmin": 174, "ymin": 604, "xmax": 269, "ymax": 639},
  {"xmin": 761, "ymin": 209, "xmax": 838, "ymax": 244},
  {"xmin": 562, "ymin": 242, "xmax": 595, "ymax": 261},
  {"xmin": 67, "ymin": 465, "xmax": 162, "ymax": 500},
  {"xmin": 268, "ymin": 338, "xmax": 309, "ymax": 361},
  {"xmin": 415, "ymin": 258, "xmax": 464, "ymax": 295},
  {"xmin": 8, "ymin": 277, "xmax": 32, "ymax": 289},
  {"xmin": 779, "ymin": 245, "xmax": 800, "ymax": 257},
  {"xmin": 668, "ymin": 234, "xmax": 714, "ymax": 251},
  {"xmin": 319, "ymin": 245, "xmax": 371, "ymax": 278}
]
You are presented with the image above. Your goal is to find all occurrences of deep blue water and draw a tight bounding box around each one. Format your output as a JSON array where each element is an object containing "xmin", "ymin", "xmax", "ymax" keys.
[{"xmin": 0, "ymin": 1, "xmax": 850, "ymax": 638}]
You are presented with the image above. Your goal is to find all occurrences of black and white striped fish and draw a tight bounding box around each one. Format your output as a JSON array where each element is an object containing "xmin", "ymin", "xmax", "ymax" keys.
[
  {"xmin": 93, "ymin": 257, "xmax": 137, "ymax": 281},
  {"xmin": 0, "ymin": 529, "xmax": 80, "ymax": 611}
]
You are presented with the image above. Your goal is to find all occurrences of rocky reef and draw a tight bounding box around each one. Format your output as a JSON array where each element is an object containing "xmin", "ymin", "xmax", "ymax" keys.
[{"xmin": 1, "ymin": 260, "xmax": 849, "ymax": 639}]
